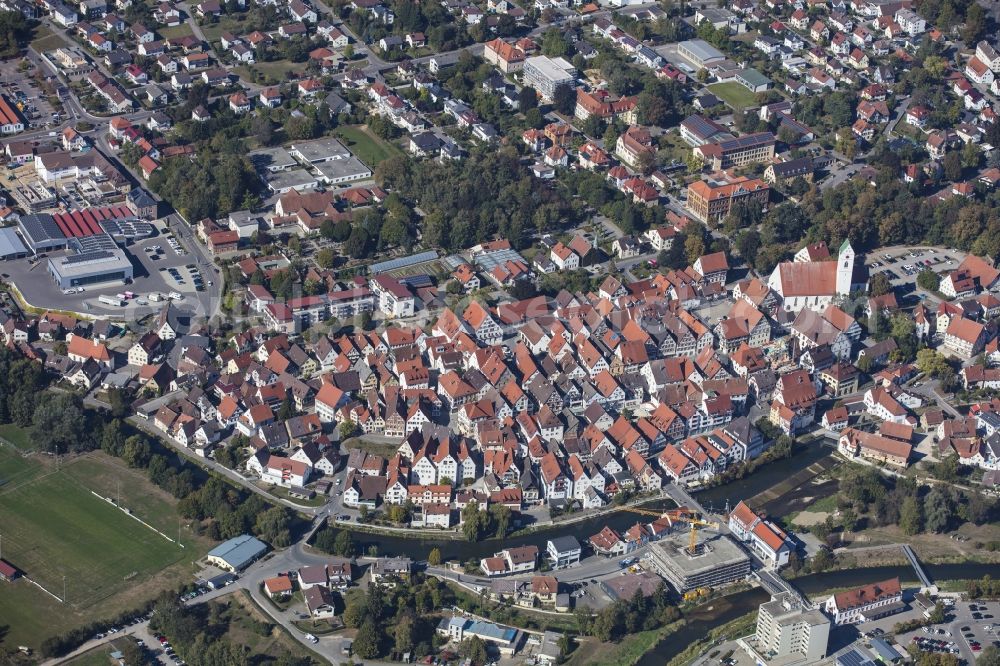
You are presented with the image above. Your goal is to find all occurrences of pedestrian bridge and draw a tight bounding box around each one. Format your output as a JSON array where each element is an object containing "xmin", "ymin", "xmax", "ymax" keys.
[{"xmin": 902, "ymin": 544, "xmax": 936, "ymax": 593}]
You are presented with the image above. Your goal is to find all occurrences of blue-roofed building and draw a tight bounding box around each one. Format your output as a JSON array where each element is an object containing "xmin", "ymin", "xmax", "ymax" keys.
[
  {"xmin": 206, "ymin": 534, "xmax": 268, "ymax": 572},
  {"xmin": 437, "ymin": 616, "xmax": 523, "ymax": 655},
  {"xmin": 0, "ymin": 227, "xmax": 28, "ymax": 259},
  {"xmin": 870, "ymin": 637, "xmax": 903, "ymax": 663}
]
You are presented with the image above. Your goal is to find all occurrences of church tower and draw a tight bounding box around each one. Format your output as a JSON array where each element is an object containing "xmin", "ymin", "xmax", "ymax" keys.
[{"xmin": 836, "ymin": 239, "xmax": 854, "ymax": 295}]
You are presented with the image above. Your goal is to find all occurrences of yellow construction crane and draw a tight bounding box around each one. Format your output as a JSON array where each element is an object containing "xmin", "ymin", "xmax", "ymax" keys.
[
  {"xmin": 620, "ymin": 507, "xmax": 719, "ymax": 553},
  {"xmin": 621, "ymin": 507, "xmax": 667, "ymax": 518},
  {"xmin": 683, "ymin": 517, "xmax": 720, "ymax": 555}
]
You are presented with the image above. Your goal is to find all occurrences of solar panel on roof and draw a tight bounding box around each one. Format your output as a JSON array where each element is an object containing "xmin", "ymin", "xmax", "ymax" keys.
[
  {"xmin": 62, "ymin": 249, "xmax": 115, "ymax": 265},
  {"xmin": 719, "ymin": 132, "xmax": 775, "ymax": 150},
  {"xmin": 370, "ymin": 250, "xmax": 439, "ymax": 274}
]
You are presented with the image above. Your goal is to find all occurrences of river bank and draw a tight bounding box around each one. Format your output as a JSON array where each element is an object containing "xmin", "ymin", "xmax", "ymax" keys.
[
  {"xmin": 333, "ymin": 442, "xmax": 836, "ymax": 561},
  {"xmin": 633, "ymin": 562, "xmax": 1000, "ymax": 666}
]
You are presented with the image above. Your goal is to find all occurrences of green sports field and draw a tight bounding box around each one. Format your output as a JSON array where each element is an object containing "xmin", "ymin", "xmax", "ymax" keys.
[
  {"xmin": 0, "ymin": 448, "xmax": 199, "ymax": 649},
  {"xmin": 336, "ymin": 125, "xmax": 403, "ymax": 168},
  {"xmin": 707, "ymin": 81, "xmax": 761, "ymax": 109}
]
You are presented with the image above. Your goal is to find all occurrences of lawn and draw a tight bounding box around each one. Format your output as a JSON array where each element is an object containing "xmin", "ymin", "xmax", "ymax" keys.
[
  {"xmin": 157, "ymin": 24, "xmax": 195, "ymax": 40},
  {"xmin": 707, "ymin": 82, "xmax": 760, "ymax": 110},
  {"xmin": 0, "ymin": 423, "xmax": 36, "ymax": 452},
  {"xmin": 221, "ymin": 591, "xmax": 323, "ymax": 662},
  {"xmin": 0, "ymin": 444, "xmax": 42, "ymax": 489},
  {"xmin": 30, "ymin": 24, "xmax": 70, "ymax": 52},
  {"xmin": 0, "ymin": 452, "xmax": 210, "ymax": 651},
  {"xmin": 335, "ymin": 125, "xmax": 402, "ymax": 169},
  {"xmin": 236, "ymin": 61, "xmax": 309, "ymax": 85},
  {"xmin": 63, "ymin": 638, "xmax": 135, "ymax": 666}
]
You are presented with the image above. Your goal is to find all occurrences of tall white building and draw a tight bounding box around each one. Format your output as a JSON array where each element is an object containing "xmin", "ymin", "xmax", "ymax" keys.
[
  {"xmin": 741, "ymin": 593, "xmax": 830, "ymax": 666},
  {"xmin": 522, "ymin": 56, "xmax": 576, "ymax": 101}
]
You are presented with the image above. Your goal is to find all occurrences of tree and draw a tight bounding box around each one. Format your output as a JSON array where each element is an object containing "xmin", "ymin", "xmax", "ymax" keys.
[
  {"xmin": 311, "ymin": 246, "xmax": 334, "ymax": 268},
  {"xmin": 0, "ymin": 11, "xmax": 30, "ymax": 57},
  {"xmin": 428, "ymin": 547, "xmax": 442, "ymax": 566},
  {"xmin": 122, "ymin": 435, "xmax": 152, "ymax": 468},
  {"xmin": 490, "ymin": 504, "xmax": 512, "ymax": 538},
  {"xmin": 917, "ymin": 349, "xmax": 952, "ymax": 379},
  {"xmin": 461, "ymin": 636, "xmax": 488, "ymax": 666},
  {"xmin": 917, "ymin": 268, "xmax": 939, "ymax": 292},
  {"xmin": 942, "ymin": 151, "xmax": 962, "ymax": 182},
  {"xmin": 868, "ymin": 272, "xmax": 892, "ymax": 297},
  {"xmin": 552, "ymin": 85, "xmax": 576, "ymax": 116},
  {"xmin": 353, "ymin": 619, "xmax": 382, "ymax": 658},
  {"xmin": 461, "ymin": 504, "xmax": 489, "ymax": 541},
  {"xmin": 518, "ymin": 85, "xmax": 538, "ymax": 111},
  {"xmin": 333, "ymin": 530, "xmax": 356, "ymax": 557},
  {"xmin": 924, "ymin": 487, "xmax": 952, "ymax": 533},
  {"xmin": 978, "ymin": 646, "xmax": 1000, "ymax": 666},
  {"xmin": 394, "ymin": 613, "xmax": 416, "ymax": 654},
  {"xmin": 900, "ymin": 495, "xmax": 923, "ymax": 535},
  {"xmin": 339, "ymin": 421, "xmax": 360, "ymax": 440},
  {"xmin": 835, "ymin": 127, "xmax": 857, "ymax": 160},
  {"xmin": 684, "ymin": 227, "xmax": 706, "ymax": 264},
  {"xmin": 541, "ymin": 29, "xmax": 570, "ymax": 57}
]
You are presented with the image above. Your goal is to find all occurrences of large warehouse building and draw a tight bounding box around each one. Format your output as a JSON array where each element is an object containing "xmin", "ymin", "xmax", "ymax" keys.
[
  {"xmin": 206, "ymin": 534, "xmax": 268, "ymax": 572},
  {"xmin": 678, "ymin": 39, "xmax": 725, "ymax": 68},
  {"xmin": 0, "ymin": 227, "xmax": 29, "ymax": 260},
  {"xmin": 47, "ymin": 233, "xmax": 134, "ymax": 289},
  {"xmin": 17, "ymin": 207, "xmax": 153, "ymax": 254}
]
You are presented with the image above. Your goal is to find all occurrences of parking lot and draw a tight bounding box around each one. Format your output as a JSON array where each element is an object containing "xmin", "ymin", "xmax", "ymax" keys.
[
  {"xmin": 0, "ymin": 58, "xmax": 60, "ymax": 130},
  {"xmin": 863, "ymin": 246, "xmax": 967, "ymax": 297},
  {"xmin": 902, "ymin": 600, "xmax": 1000, "ymax": 662},
  {"xmin": 858, "ymin": 598, "xmax": 1000, "ymax": 663},
  {"xmin": 0, "ymin": 223, "xmax": 208, "ymax": 319}
]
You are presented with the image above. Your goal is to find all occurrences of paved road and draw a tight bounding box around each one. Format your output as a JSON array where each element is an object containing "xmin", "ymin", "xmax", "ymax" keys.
[{"xmin": 127, "ymin": 416, "xmax": 327, "ymax": 514}]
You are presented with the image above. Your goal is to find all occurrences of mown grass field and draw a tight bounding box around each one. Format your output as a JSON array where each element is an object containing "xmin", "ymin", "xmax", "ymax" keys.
[
  {"xmin": 335, "ymin": 125, "xmax": 403, "ymax": 168},
  {"xmin": 30, "ymin": 24, "xmax": 70, "ymax": 52},
  {"xmin": 0, "ymin": 423, "xmax": 36, "ymax": 452},
  {"xmin": 0, "ymin": 449, "xmax": 207, "ymax": 650},
  {"xmin": 707, "ymin": 82, "xmax": 760, "ymax": 109}
]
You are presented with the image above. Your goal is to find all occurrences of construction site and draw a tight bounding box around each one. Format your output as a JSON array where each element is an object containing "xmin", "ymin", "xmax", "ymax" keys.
[
  {"xmin": 647, "ymin": 529, "xmax": 752, "ymax": 594},
  {"xmin": 608, "ymin": 504, "xmax": 752, "ymax": 596}
]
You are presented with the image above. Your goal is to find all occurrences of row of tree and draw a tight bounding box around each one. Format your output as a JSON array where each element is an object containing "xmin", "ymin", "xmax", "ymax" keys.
[{"xmin": 815, "ymin": 466, "xmax": 994, "ymax": 541}]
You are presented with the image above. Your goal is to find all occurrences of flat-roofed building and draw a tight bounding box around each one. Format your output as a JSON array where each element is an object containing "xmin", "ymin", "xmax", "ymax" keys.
[
  {"xmin": 735, "ymin": 68, "xmax": 771, "ymax": 93},
  {"xmin": 741, "ymin": 592, "xmax": 830, "ymax": 666},
  {"xmin": 47, "ymin": 237, "xmax": 134, "ymax": 289},
  {"xmin": 647, "ymin": 531, "xmax": 751, "ymax": 593},
  {"xmin": 522, "ymin": 56, "xmax": 576, "ymax": 101}
]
